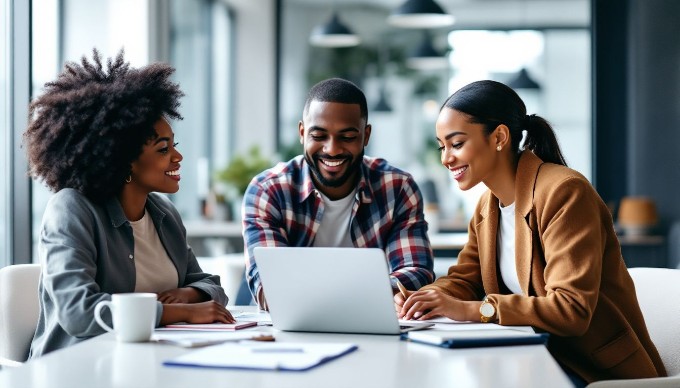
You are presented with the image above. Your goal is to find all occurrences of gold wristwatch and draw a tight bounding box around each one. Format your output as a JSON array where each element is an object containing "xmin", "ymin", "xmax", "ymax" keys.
[{"xmin": 479, "ymin": 296, "xmax": 496, "ymax": 323}]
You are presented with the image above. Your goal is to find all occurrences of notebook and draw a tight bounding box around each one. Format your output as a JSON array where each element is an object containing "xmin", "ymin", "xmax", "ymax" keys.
[
  {"xmin": 404, "ymin": 328, "xmax": 549, "ymax": 348},
  {"xmin": 253, "ymin": 247, "xmax": 433, "ymax": 335},
  {"xmin": 159, "ymin": 322, "xmax": 258, "ymax": 331}
]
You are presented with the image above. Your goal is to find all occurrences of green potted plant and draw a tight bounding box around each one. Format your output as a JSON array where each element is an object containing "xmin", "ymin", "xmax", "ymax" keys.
[{"xmin": 214, "ymin": 146, "xmax": 272, "ymax": 219}]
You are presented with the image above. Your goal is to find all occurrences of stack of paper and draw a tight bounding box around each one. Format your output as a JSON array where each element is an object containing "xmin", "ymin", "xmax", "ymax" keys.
[
  {"xmin": 152, "ymin": 331, "xmax": 271, "ymax": 348},
  {"xmin": 232, "ymin": 310, "xmax": 273, "ymax": 326},
  {"xmin": 164, "ymin": 342, "xmax": 358, "ymax": 371}
]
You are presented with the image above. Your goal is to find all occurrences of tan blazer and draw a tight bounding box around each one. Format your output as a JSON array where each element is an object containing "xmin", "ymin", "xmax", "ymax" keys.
[{"xmin": 424, "ymin": 151, "xmax": 666, "ymax": 383}]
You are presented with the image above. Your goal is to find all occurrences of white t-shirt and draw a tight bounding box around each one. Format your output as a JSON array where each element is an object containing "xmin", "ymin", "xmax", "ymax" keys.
[
  {"xmin": 312, "ymin": 189, "xmax": 357, "ymax": 248},
  {"xmin": 128, "ymin": 210, "xmax": 179, "ymax": 293},
  {"xmin": 497, "ymin": 202, "xmax": 522, "ymax": 295}
]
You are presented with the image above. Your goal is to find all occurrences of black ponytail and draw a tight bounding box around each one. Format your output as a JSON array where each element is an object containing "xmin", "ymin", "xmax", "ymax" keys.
[
  {"xmin": 442, "ymin": 80, "xmax": 568, "ymax": 167},
  {"xmin": 522, "ymin": 114, "xmax": 567, "ymax": 166}
]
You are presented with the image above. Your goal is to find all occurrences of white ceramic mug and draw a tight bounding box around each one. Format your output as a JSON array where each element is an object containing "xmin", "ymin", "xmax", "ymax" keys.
[{"xmin": 94, "ymin": 293, "xmax": 157, "ymax": 342}]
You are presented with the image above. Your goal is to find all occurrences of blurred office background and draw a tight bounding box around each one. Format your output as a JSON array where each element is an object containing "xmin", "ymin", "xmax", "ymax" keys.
[{"xmin": 3, "ymin": 0, "xmax": 680, "ymax": 278}]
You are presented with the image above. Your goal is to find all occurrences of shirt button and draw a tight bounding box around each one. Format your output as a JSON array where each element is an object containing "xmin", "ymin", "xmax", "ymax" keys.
[{"xmin": 129, "ymin": 254, "xmax": 134, "ymax": 259}]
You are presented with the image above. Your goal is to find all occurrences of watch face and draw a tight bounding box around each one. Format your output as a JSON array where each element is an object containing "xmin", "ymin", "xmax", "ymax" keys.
[{"xmin": 481, "ymin": 302, "xmax": 495, "ymax": 317}]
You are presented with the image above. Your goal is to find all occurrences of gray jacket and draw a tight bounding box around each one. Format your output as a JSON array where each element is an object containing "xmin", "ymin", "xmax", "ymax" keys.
[{"xmin": 29, "ymin": 189, "xmax": 228, "ymax": 358}]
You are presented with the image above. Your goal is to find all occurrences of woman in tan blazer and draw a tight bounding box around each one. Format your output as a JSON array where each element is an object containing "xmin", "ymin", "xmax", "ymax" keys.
[{"xmin": 397, "ymin": 80, "xmax": 666, "ymax": 385}]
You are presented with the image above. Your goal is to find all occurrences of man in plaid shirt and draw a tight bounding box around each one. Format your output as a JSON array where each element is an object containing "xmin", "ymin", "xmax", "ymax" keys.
[{"xmin": 243, "ymin": 78, "xmax": 434, "ymax": 310}]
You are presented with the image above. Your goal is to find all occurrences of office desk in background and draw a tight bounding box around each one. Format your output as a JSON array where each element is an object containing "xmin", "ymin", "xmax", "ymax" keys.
[
  {"xmin": 0, "ymin": 307, "xmax": 573, "ymax": 388},
  {"xmin": 185, "ymin": 221, "xmax": 666, "ymax": 260},
  {"xmin": 185, "ymin": 220, "xmax": 468, "ymax": 258},
  {"xmin": 188, "ymin": 220, "xmax": 466, "ymax": 284},
  {"xmin": 184, "ymin": 220, "xmax": 244, "ymax": 256},
  {"xmin": 186, "ymin": 220, "xmax": 668, "ymax": 277},
  {"xmin": 618, "ymin": 234, "xmax": 666, "ymax": 268}
]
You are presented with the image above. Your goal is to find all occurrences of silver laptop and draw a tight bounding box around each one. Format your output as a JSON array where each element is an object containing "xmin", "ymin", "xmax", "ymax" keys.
[{"xmin": 253, "ymin": 247, "xmax": 433, "ymax": 335}]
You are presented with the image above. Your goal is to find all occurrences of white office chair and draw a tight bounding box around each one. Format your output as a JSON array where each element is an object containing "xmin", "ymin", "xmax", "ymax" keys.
[
  {"xmin": 0, "ymin": 264, "xmax": 41, "ymax": 367},
  {"xmin": 587, "ymin": 267, "xmax": 680, "ymax": 387}
]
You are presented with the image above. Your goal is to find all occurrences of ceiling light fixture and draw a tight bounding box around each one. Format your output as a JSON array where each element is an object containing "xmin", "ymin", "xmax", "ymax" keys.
[
  {"xmin": 388, "ymin": 0, "xmax": 455, "ymax": 29},
  {"xmin": 373, "ymin": 86, "xmax": 393, "ymax": 112},
  {"xmin": 507, "ymin": 68, "xmax": 541, "ymax": 90},
  {"xmin": 406, "ymin": 32, "xmax": 449, "ymax": 71},
  {"xmin": 309, "ymin": 12, "xmax": 360, "ymax": 48}
]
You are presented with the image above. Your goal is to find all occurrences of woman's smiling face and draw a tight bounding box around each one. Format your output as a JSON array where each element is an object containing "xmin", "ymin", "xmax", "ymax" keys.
[
  {"xmin": 435, "ymin": 108, "xmax": 500, "ymax": 191},
  {"xmin": 129, "ymin": 117, "xmax": 183, "ymax": 195}
]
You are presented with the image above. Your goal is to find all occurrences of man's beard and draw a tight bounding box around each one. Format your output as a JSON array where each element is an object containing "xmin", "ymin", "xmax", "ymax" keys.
[{"xmin": 305, "ymin": 149, "xmax": 364, "ymax": 188}]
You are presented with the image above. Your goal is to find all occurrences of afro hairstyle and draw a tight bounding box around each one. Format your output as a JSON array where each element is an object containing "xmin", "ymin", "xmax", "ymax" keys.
[{"xmin": 23, "ymin": 48, "xmax": 184, "ymax": 202}]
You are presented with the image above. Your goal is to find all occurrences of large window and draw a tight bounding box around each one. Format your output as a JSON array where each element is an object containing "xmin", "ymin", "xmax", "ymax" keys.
[
  {"xmin": 442, "ymin": 29, "xmax": 591, "ymax": 221},
  {"xmin": 29, "ymin": 0, "xmax": 234, "ymax": 258},
  {"xmin": 1, "ymin": 0, "xmax": 9, "ymax": 267},
  {"xmin": 168, "ymin": 0, "xmax": 234, "ymax": 221},
  {"xmin": 279, "ymin": 0, "xmax": 590, "ymax": 229}
]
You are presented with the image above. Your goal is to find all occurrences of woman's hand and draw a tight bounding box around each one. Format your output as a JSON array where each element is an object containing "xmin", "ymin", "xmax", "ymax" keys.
[
  {"xmin": 160, "ymin": 300, "xmax": 235, "ymax": 325},
  {"xmin": 393, "ymin": 288, "xmax": 414, "ymax": 313},
  {"xmin": 157, "ymin": 287, "xmax": 207, "ymax": 304},
  {"xmin": 399, "ymin": 289, "xmax": 480, "ymax": 322}
]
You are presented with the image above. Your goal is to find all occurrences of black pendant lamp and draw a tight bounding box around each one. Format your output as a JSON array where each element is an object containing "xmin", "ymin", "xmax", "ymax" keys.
[
  {"xmin": 388, "ymin": 0, "xmax": 455, "ymax": 29},
  {"xmin": 373, "ymin": 86, "xmax": 393, "ymax": 112},
  {"xmin": 508, "ymin": 68, "xmax": 541, "ymax": 90},
  {"xmin": 406, "ymin": 32, "xmax": 449, "ymax": 70},
  {"xmin": 309, "ymin": 12, "xmax": 360, "ymax": 48}
]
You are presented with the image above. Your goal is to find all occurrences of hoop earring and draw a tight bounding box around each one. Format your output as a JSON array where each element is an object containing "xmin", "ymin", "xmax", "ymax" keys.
[{"xmin": 125, "ymin": 175, "xmax": 132, "ymax": 184}]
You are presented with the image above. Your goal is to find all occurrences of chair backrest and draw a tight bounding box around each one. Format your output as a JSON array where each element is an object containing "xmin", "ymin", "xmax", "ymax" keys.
[
  {"xmin": 629, "ymin": 267, "xmax": 680, "ymax": 376},
  {"xmin": 0, "ymin": 264, "xmax": 41, "ymax": 364}
]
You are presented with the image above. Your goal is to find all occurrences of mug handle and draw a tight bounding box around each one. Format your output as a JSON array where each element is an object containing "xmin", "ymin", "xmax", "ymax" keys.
[{"xmin": 94, "ymin": 300, "xmax": 115, "ymax": 333}]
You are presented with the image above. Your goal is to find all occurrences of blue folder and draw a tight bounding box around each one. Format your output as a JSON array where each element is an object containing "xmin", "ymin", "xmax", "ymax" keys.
[{"xmin": 402, "ymin": 329, "xmax": 549, "ymax": 349}]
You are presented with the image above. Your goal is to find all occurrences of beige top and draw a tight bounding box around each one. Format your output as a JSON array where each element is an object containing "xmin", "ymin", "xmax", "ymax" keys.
[{"xmin": 129, "ymin": 210, "xmax": 179, "ymax": 293}]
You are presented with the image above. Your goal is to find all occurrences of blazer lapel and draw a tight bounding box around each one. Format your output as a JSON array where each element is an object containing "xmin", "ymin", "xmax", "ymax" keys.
[
  {"xmin": 514, "ymin": 151, "xmax": 544, "ymax": 296},
  {"xmin": 514, "ymin": 211, "xmax": 532, "ymax": 295},
  {"xmin": 478, "ymin": 192, "xmax": 500, "ymax": 295}
]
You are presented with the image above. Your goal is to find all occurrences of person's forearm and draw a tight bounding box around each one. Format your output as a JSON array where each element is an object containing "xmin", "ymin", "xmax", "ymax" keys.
[
  {"xmin": 186, "ymin": 287, "xmax": 210, "ymax": 302},
  {"xmin": 463, "ymin": 300, "xmax": 483, "ymax": 322},
  {"xmin": 257, "ymin": 286, "xmax": 269, "ymax": 311},
  {"xmin": 160, "ymin": 304, "xmax": 187, "ymax": 325}
]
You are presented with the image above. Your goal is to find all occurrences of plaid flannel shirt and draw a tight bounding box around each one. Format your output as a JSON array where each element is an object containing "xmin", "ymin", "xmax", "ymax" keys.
[{"xmin": 242, "ymin": 155, "xmax": 435, "ymax": 308}]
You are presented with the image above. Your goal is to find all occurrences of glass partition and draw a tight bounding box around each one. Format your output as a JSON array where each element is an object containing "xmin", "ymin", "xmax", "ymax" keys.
[
  {"xmin": 279, "ymin": 0, "xmax": 591, "ymax": 230},
  {"xmin": 29, "ymin": 0, "xmax": 234, "ymax": 257},
  {"xmin": 0, "ymin": 0, "xmax": 9, "ymax": 267}
]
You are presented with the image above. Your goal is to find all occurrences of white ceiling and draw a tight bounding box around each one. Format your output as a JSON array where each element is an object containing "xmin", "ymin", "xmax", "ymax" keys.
[{"xmin": 283, "ymin": 0, "xmax": 590, "ymax": 28}]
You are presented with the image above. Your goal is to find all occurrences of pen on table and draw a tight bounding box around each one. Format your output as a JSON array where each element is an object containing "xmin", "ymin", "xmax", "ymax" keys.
[{"xmin": 251, "ymin": 347, "xmax": 304, "ymax": 353}]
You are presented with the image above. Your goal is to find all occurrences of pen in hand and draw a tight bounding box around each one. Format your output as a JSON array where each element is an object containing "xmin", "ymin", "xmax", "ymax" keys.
[
  {"xmin": 394, "ymin": 277, "xmax": 409, "ymax": 300},
  {"xmin": 393, "ymin": 277, "xmax": 428, "ymax": 320}
]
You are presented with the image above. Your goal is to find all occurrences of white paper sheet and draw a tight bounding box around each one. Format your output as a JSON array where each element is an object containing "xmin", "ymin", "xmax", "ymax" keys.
[{"xmin": 164, "ymin": 341, "xmax": 358, "ymax": 371}]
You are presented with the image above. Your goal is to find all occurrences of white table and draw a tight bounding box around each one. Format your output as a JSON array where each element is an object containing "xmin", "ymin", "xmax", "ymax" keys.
[{"xmin": 0, "ymin": 308, "xmax": 573, "ymax": 388}]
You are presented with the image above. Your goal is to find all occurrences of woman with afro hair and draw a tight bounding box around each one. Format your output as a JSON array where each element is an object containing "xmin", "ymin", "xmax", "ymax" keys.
[{"xmin": 25, "ymin": 49, "xmax": 235, "ymax": 358}]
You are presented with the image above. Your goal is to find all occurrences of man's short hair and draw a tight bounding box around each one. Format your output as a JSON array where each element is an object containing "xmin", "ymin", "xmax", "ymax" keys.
[{"xmin": 303, "ymin": 78, "xmax": 368, "ymax": 122}]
